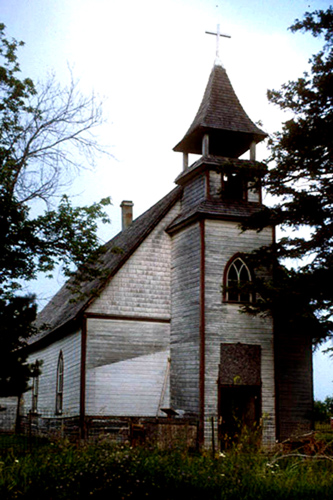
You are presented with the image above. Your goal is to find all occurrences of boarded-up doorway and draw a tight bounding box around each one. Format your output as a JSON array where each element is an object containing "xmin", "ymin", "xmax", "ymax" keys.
[{"xmin": 218, "ymin": 343, "xmax": 261, "ymax": 448}]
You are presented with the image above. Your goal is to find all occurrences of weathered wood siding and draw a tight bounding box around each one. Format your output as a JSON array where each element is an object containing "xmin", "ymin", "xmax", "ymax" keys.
[
  {"xmin": 275, "ymin": 329, "xmax": 313, "ymax": 440},
  {"xmin": 204, "ymin": 219, "xmax": 275, "ymax": 445},
  {"xmin": 181, "ymin": 175, "xmax": 206, "ymax": 211},
  {"xmin": 209, "ymin": 170, "xmax": 221, "ymax": 199},
  {"xmin": 24, "ymin": 330, "xmax": 82, "ymax": 416},
  {"xmin": 247, "ymin": 183, "xmax": 260, "ymax": 203},
  {"xmin": 85, "ymin": 318, "xmax": 170, "ymax": 416},
  {"xmin": 170, "ymin": 223, "xmax": 201, "ymax": 414},
  {"xmin": 207, "ymin": 170, "xmax": 260, "ymax": 203},
  {"xmin": 85, "ymin": 203, "xmax": 180, "ymax": 416},
  {"xmin": 0, "ymin": 397, "xmax": 17, "ymax": 432},
  {"xmin": 87, "ymin": 202, "xmax": 180, "ymax": 319}
]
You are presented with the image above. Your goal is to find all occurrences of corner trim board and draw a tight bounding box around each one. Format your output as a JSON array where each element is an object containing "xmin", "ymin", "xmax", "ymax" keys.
[
  {"xmin": 80, "ymin": 316, "xmax": 87, "ymax": 439},
  {"xmin": 199, "ymin": 219, "xmax": 206, "ymax": 444}
]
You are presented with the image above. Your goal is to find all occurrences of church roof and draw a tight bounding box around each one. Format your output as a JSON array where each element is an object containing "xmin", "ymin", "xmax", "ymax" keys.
[
  {"xmin": 167, "ymin": 199, "xmax": 262, "ymax": 234},
  {"xmin": 30, "ymin": 186, "xmax": 182, "ymax": 346},
  {"xmin": 173, "ymin": 64, "xmax": 267, "ymax": 158}
]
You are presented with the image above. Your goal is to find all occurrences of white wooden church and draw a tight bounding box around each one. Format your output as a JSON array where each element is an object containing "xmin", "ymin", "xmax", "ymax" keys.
[{"xmin": 1, "ymin": 40, "xmax": 313, "ymax": 447}]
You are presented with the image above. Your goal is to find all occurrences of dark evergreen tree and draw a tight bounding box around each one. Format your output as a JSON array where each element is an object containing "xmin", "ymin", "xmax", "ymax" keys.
[{"xmin": 243, "ymin": 7, "xmax": 333, "ymax": 343}]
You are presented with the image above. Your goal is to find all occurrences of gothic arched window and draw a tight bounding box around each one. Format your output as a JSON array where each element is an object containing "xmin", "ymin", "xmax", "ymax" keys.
[
  {"xmin": 55, "ymin": 351, "xmax": 64, "ymax": 415},
  {"xmin": 224, "ymin": 255, "xmax": 253, "ymax": 303}
]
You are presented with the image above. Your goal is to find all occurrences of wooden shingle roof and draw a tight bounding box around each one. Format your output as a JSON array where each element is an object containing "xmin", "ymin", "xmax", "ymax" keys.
[
  {"xmin": 173, "ymin": 64, "xmax": 267, "ymax": 158},
  {"xmin": 167, "ymin": 199, "xmax": 262, "ymax": 234},
  {"xmin": 31, "ymin": 186, "xmax": 182, "ymax": 346}
]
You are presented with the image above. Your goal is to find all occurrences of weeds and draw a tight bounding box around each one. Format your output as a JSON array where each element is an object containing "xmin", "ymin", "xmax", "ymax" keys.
[{"xmin": 0, "ymin": 438, "xmax": 333, "ymax": 499}]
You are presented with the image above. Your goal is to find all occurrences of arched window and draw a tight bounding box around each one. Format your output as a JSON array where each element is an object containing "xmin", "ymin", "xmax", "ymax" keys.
[
  {"xmin": 55, "ymin": 351, "xmax": 64, "ymax": 414},
  {"xmin": 224, "ymin": 255, "xmax": 253, "ymax": 303}
]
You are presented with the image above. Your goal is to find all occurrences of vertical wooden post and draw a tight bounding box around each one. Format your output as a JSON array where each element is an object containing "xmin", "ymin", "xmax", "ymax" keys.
[
  {"xmin": 211, "ymin": 416, "xmax": 215, "ymax": 458},
  {"xmin": 202, "ymin": 134, "xmax": 209, "ymax": 157},
  {"xmin": 199, "ymin": 219, "xmax": 206, "ymax": 446},
  {"xmin": 250, "ymin": 141, "xmax": 256, "ymax": 161},
  {"xmin": 80, "ymin": 316, "xmax": 87, "ymax": 439},
  {"xmin": 183, "ymin": 153, "xmax": 189, "ymax": 171}
]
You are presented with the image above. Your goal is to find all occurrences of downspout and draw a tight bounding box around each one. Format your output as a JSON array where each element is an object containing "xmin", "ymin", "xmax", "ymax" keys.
[{"xmin": 80, "ymin": 315, "xmax": 87, "ymax": 439}]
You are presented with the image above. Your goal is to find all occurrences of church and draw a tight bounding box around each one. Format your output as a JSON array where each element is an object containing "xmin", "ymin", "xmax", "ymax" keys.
[{"xmin": 2, "ymin": 36, "xmax": 313, "ymax": 447}]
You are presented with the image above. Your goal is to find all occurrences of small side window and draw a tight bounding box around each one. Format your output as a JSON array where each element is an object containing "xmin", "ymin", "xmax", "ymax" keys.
[{"xmin": 55, "ymin": 351, "xmax": 64, "ymax": 415}]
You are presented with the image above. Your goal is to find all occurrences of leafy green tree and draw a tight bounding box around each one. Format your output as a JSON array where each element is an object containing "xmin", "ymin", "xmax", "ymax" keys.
[
  {"xmin": 0, "ymin": 23, "xmax": 111, "ymax": 401},
  {"xmin": 313, "ymin": 397, "xmax": 333, "ymax": 423},
  {"xmin": 243, "ymin": 7, "xmax": 333, "ymax": 343}
]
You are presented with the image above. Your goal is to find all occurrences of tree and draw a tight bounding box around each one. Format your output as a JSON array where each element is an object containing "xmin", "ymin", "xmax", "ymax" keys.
[
  {"xmin": 242, "ymin": 7, "xmax": 333, "ymax": 344},
  {"xmin": 0, "ymin": 23, "xmax": 111, "ymax": 401}
]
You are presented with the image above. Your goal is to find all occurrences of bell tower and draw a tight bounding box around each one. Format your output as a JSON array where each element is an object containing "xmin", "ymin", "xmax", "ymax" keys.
[{"xmin": 168, "ymin": 34, "xmax": 276, "ymax": 447}]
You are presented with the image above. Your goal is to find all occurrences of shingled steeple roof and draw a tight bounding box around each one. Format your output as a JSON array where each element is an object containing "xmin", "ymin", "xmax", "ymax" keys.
[{"xmin": 173, "ymin": 63, "xmax": 267, "ymax": 158}]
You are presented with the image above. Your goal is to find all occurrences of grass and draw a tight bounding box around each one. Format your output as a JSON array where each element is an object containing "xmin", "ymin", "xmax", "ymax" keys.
[{"xmin": 0, "ymin": 437, "xmax": 333, "ymax": 499}]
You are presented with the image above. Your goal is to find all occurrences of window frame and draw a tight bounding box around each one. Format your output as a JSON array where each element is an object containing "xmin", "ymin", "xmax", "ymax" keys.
[
  {"xmin": 223, "ymin": 254, "xmax": 254, "ymax": 304},
  {"xmin": 55, "ymin": 351, "xmax": 64, "ymax": 415}
]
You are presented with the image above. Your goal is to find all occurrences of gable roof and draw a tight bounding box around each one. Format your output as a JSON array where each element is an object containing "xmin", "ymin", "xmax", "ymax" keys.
[
  {"xmin": 173, "ymin": 64, "xmax": 267, "ymax": 157},
  {"xmin": 31, "ymin": 186, "xmax": 182, "ymax": 346}
]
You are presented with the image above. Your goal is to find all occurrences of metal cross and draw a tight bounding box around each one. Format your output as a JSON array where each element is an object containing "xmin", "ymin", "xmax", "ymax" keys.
[{"xmin": 205, "ymin": 24, "xmax": 231, "ymax": 63}]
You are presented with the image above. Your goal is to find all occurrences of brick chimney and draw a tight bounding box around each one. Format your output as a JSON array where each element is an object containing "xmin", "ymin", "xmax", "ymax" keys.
[{"xmin": 120, "ymin": 201, "xmax": 133, "ymax": 230}]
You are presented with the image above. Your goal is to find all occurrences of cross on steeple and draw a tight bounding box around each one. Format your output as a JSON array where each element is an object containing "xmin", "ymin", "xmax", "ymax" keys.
[{"xmin": 205, "ymin": 24, "xmax": 231, "ymax": 66}]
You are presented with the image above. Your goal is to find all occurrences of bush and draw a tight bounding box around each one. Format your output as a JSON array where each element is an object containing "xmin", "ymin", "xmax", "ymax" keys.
[{"xmin": 314, "ymin": 397, "xmax": 333, "ymax": 423}]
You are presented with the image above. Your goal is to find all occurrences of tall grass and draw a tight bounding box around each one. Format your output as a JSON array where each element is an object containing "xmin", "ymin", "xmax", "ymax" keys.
[{"xmin": 0, "ymin": 439, "xmax": 333, "ymax": 499}]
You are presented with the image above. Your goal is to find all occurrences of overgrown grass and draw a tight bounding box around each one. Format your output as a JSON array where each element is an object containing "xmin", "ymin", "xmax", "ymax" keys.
[{"xmin": 0, "ymin": 438, "xmax": 333, "ymax": 499}]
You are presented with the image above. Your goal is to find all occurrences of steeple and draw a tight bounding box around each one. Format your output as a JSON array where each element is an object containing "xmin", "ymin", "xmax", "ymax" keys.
[{"xmin": 173, "ymin": 63, "xmax": 267, "ymax": 159}]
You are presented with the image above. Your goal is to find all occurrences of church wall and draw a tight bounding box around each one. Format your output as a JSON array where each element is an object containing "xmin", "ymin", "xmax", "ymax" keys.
[
  {"xmin": 87, "ymin": 202, "xmax": 180, "ymax": 319},
  {"xmin": 247, "ymin": 183, "xmax": 260, "ymax": 203},
  {"xmin": 170, "ymin": 222, "xmax": 201, "ymax": 415},
  {"xmin": 0, "ymin": 397, "xmax": 18, "ymax": 432},
  {"xmin": 204, "ymin": 219, "xmax": 275, "ymax": 445},
  {"xmin": 181, "ymin": 175, "xmax": 206, "ymax": 211},
  {"xmin": 24, "ymin": 330, "xmax": 82, "ymax": 416},
  {"xmin": 275, "ymin": 329, "xmax": 313, "ymax": 440},
  {"xmin": 84, "ymin": 203, "xmax": 180, "ymax": 417},
  {"xmin": 85, "ymin": 318, "xmax": 170, "ymax": 416},
  {"xmin": 209, "ymin": 170, "xmax": 221, "ymax": 198}
]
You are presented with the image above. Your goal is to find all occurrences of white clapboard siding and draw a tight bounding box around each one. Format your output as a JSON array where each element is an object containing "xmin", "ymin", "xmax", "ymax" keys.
[
  {"xmin": 0, "ymin": 397, "xmax": 18, "ymax": 431},
  {"xmin": 24, "ymin": 330, "xmax": 82, "ymax": 416},
  {"xmin": 209, "ymin": 170, "xmax": 222, "ymax": 198},
  {"xmin": 170, "ymin": 222, "xmax": 201, "ymax": 414},
  {"xmin": 85, "ymin": 318, "xmax": 170, "ymax": 415},
  {"xmin": 204, "ymin": 220, "xmax": 275, "ymax": 444},
  {"xmin": 87, "ymin": 202, "xmax": 180, "ymax": 319},
  {"xmin": 84, "ymin": 204, "xmax": 180, "ymax": 416},
  {"xmin": 86, "ymin": 350, "xmax": 170, "ymax": 416}
]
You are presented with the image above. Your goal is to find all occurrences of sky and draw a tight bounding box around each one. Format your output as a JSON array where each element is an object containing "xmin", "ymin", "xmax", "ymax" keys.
[{"xmin": 1, "ymin": 0, "xmax": 332, "ymax": 400}]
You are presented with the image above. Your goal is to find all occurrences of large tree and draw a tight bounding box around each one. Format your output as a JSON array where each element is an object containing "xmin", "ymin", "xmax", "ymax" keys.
[
  {"xmin": 0, "ymin": 23, "xmax": 111, "ymax": 400},
  {"xmin": 243, "ymin": 7, "xmax": 333, "ymax": 343}
]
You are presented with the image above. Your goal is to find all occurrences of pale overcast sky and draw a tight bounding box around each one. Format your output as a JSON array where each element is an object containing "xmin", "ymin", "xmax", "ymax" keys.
[{"xmin": 1, "ymin": 0, "xmax": 332, "ymax": 400}]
